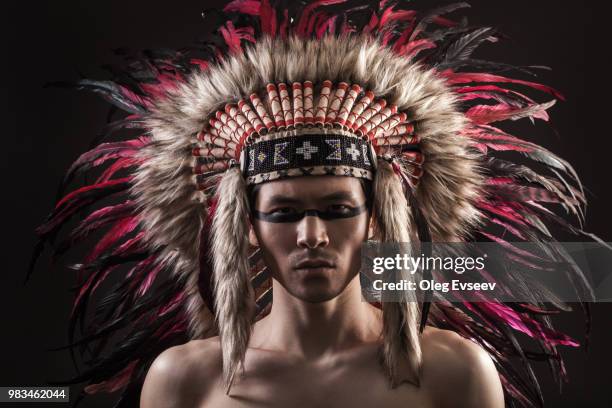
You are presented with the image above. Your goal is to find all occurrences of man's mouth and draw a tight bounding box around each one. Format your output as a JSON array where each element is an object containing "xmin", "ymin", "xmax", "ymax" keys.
[{"xmin": 293, "ymin": 259, "xmax": 335, "ymax": 269}]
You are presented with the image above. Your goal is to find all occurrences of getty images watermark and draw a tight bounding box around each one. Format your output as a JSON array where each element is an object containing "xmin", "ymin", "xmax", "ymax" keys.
[
  {"xmin": 359, "ymin": 242, "xmax": 612, "ymax": 303},
  {"xmin": 371, "ymin": 252, "xmax": 492, "ymax": 293}
]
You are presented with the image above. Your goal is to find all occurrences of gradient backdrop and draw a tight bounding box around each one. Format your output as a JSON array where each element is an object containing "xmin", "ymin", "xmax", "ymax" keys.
[{"xmin": 3, "ymin": 1, "xmax": 611, "ymax": 407}]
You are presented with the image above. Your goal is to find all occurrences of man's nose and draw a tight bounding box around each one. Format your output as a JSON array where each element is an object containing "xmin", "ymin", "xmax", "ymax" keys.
[{"xmin": 296, "ymin": 214, "xmax": 330, "ymax": 249}]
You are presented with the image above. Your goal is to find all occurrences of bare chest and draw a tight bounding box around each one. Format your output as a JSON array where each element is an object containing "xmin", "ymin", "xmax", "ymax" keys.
[{"xmin": 199, "ymin": 353, "xmax": 431, "ymax": 408}]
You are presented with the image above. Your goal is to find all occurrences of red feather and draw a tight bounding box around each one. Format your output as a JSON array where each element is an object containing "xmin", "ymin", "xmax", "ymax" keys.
[
  {"xmin": 279, "ymin": 8, "xmax": 290, "ymax": 38},
  {"xmin": 54, "ymin": 177, "xmax": 132, "ymax": 210},
  {"xmin": 71, "ymin": 201, "xmax": 135, "ymax": 241},
  {"xmin": 316, "ymin": 15, "xmax": 337, "ymax": 38},
  {"xmin": 189, "ymin": 58, "xmax": 210, "ymax": 71},
  {"xmin": 391, "ymin": 20, "xmax": 417, "ymax": 53},
  {"xmin": 378, "ymin": 7, "xmax": 416, "ymax": 28},
  {"xmin": 115, "ymin": 231, "xmax": 146, "ymax": 259},
  {"xmin": 85, "ymin": 216, "xmax": 139, "ymax": 263},
  {"xmin": 135, "ymin": 260, "xmax": 164, "ymax": 298},
  {"xmin": 488, "ymin": 216, "xmax": 527, "ymax": 240},
  {"xmin": 399, "ymin": 39, "xmax": 436, "ymax": 57},
  {"xmin": 65, "ymin": 138, "xmax": 147, "ymax": 181},
  {"xmin": 139, "ymin": 72, "xmax": 183, "ymax": 99},
  {"xmin": 219, "ymin": 21, "xmax": 255, "ymax": 54},
  {"xmin": 223, "ymin": 0, "xmax": 260, "ymax": 15},
  {"xmin": 432, "ymin": 16, "xmax": 459, "ymax": 27},
  {"xmin": 476, "ymin": 302, "xmax": 579, "ymax": 347},
  {"xmin": 84, "ymin": 360, "xmax": 138, "ymax": 394},
  {"xmin": 466, "ymin": 101, "xmax": 554, "ymax": 124},
  {"xmin": 442, "ymin": 70, "xmax": 565, "ymax": 101},
  {"xmin": 96, "ymin": 157, "xmax": 143, "ymax": 184},
  {"xmin": 478, "ymin": 201, "xmax": 529, "ymax": 226},
  {"xmin": 260, "ymin": 0, "xmax": 277, "ymax": 36},
  {"xmin": 296, "ymin": 0, "xmax": 347, "ymax": 36},
  {"xmin": 72, "ymin": 265, "xmax": 117, "ymax": 316},
  {"xmin": 479, "ymin": 231, "xmax": 543, "ymax": 261},
  {"xmin": 456, "ymin": 84, "xmax": 536, "ymax": 104},
  {"xmin": 364, "ymin": 11, "xmax": 378, "ymax": 34}
]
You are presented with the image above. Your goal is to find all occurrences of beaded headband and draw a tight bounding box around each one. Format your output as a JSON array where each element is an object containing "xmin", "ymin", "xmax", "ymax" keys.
[{"xmin": 193, "ymin": 80, "xmax": 424, "ymax": 187}]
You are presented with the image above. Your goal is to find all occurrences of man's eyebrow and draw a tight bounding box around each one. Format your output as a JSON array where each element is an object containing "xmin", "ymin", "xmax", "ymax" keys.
[
  {"xmin": 265, "ymin": 195, "xmax": 303, "ymax": 205},
  {"xmin": 265, "ymin": 191, "xmax": 358, "ymax": 205},
  {"xmin": 318, "ymin": 191, "xmax": 359, "ymax": 202}
]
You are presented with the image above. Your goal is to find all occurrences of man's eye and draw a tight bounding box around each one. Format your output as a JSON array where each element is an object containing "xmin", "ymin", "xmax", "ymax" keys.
[
  {"xmin": 328, "ymin": 204, "xmax": 352, "ymax": 213},
  {"xmin": 270, "ymin": 207, "xmax": 297, "ymax": 215}
]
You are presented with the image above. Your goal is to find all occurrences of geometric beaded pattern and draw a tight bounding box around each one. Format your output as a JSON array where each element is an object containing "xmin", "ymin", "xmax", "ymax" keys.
[
  {"xmin": 192, "ymin": 80, "xmax": 423, "ymax": 189},
  {"xmin": 244, "ymin": 133, "xmax": 373, "ymax": 185}
]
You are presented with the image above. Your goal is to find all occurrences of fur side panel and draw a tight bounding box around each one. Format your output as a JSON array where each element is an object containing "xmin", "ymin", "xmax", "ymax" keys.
[
  {"xmin": 210, "ymin": 168, "xmax": 255, "ymax": 390},
  {"xmin": 130, "ymin": 132, "xmax": 210, "ymax": 338},
  {"xmin": 373, "ymin": 160, "xmax": 422, "ymax": 386}
]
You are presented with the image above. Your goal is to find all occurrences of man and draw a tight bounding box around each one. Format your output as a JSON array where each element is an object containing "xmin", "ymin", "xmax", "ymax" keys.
[
  {"xmin": 32, "ymin": 1, "xmax": 592, "ymax": 407},
  {"xmin": 141, "ymin": 175, "xmax": 504, "ymax": 407}
]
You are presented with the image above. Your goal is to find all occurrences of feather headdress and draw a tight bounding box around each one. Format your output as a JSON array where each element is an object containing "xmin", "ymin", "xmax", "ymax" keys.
[{"xmin": 31, "ymin": 1, "xmax": 599, "ymax": 406}]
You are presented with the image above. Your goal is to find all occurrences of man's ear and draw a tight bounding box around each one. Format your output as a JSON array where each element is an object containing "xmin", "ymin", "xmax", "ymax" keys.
[
  {"xmin": 367, "ymin": 214, "xmax": 375, "ymax": 240},
  {"xmin": 248, "ymin": 221, "xmax": 260, "ymax": 247}
]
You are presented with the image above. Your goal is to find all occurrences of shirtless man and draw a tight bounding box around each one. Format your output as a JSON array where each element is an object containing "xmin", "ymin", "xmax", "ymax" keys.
[{"xmin": 140, "ymin": 175, "xmax": 504, "ymax": 408}]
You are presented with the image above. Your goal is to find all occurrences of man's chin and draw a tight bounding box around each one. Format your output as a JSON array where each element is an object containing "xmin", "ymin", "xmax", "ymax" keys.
[
  {"xmin": 289, "ymin": 281, "xmax": 343, "ymax": 303},
  {"xmin": 296, "ymin": 292, "xmax": 339, "ymax": 303}
]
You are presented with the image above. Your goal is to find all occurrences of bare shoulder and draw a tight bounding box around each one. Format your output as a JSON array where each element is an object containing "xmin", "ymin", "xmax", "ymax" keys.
[
  {"xmin": 140, "ymin": 337, "xmax": 222, "ymax": 408},
  {"xmin": 420, "ymin": 327, "xmax": 504, "ymax": 408}
]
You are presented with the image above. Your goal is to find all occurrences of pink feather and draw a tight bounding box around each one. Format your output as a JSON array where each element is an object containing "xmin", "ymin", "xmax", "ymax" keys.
[
  {"xmin": 364, "ymin": 12, "xmax": 378, "ymax": 33},
  {"xmin": 223, "ymin": 0, "xmax": 260, "ymax": 15},
  {"xmin": 432, "ymin": 16, "xmax": 459, "ymax": 27},
  {"xmin": 466, "ymin": 102, "xmax": 552, "ymax": 125},
  {"xmin": 96, "ymin": 157, "xmax": 143, "ymax": 184},
  {"xmin": 140, "ymin": 72, "xmax": 183, "ymax": 99},
  {"xmin": 71, "ymin": 201, "xmax": 135, "ymax": 241},
  {"xmin": 316, "ymin": 15, "xmax": 337, "ymax": 38},
  {"xmin": 477, "ymin": 302, "xmax": 579, "ymax": 347},
  {"xmin": 399, "ymin": 39, "xmax": 437, "ymax": 58},
  {"xmin": 479, "ymin": 231, "xmax": 543, "ymax": 261},
  {"xmin": 259, "ymin": 0, "xmax": 277, "ymax": 36},
  {"xmin": 456, "ymin": 84, "xmax": 537, "ymax": 104},
  {"xmin": 442, "ymin": 70, "xmax": 565, "ymax": 101},
  {"xmin": 279, "ymin": 8, "xmax": 290, "ymax": 38},
  {"xmin": 115, "ymin": 231, "xmax": 146, "ymax": 260},
  {"xmin": 54, "ymin": 177, "xmax": 132, "ymax": 210},
  {"xmin": 378, "ymin": 7, "xmax": 416, "ymax": 28},
  {"xmin": 85, "ymin": 216, "xmax": 139, "ymax": 263},
  {"xmin": 296, "ymin": 0, "xmax": 348, "ymax": 36},
  {"xmin": 391, "ymin": 20, "xmax": 417, "ymax": 53},
  {"xmin": 159, "ymin": 291, "xmax": 187, "ymax": 316},
  {"xmin": 189, "ymin": 58, "xmax": 210, "ymax": 71},
  {"xmin": 135, "ymin": 261, "xmax": 164, "ymax": 298},
  {"xmin": 72, "ymin": 265, "xmax": 117, "ymax": 316},
  {"xmin": 219, "ymin": 21, "xmax": 255, "ymax": 54},
  {"xmin": 478, "ymin": 201, "xmax": 529, "ymax": 226}
]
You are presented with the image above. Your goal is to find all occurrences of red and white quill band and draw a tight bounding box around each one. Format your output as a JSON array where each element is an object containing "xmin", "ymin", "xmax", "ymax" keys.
[{"xmin": 192, "ymin": 80, "xmax": 423, "ymax": 188}]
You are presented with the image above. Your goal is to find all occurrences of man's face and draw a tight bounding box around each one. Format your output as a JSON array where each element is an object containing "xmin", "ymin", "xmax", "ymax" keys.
[{"xmin": 250, "ymin": 176, "xmax": 371, "ymax": 303}]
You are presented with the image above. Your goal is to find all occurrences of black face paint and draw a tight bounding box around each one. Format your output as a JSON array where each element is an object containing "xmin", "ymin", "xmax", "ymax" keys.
[{"xmin": 253, "ymin": 204, "xmax": 367, "ymax": 223}]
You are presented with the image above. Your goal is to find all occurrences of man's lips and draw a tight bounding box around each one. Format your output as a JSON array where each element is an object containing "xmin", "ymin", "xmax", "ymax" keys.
[{"xmin": 293, "ymin": 259, "xmax": 335, "ymax": 269}]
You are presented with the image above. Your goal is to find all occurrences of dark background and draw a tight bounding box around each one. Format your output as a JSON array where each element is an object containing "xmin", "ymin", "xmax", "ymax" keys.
[{"xmin": 2, "ymin": 1, "xmax": 611, "ymax": 407}]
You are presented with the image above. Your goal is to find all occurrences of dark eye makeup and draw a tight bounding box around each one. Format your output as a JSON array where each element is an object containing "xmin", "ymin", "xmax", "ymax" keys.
[{"xmin": 253, "ymin": 204, "xmax": 367, "ymax": 223}]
